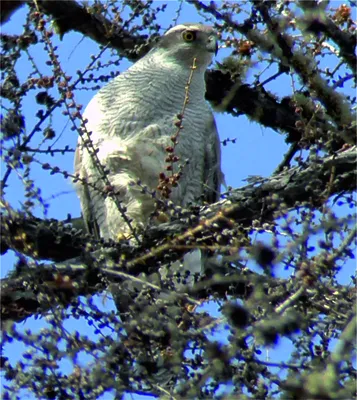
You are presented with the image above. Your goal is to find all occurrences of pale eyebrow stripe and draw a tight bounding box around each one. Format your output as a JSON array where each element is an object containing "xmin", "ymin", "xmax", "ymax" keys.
[
  {"xmin": 165, "ymin": 24, "xmax": 187, "ymax": 34},
  {"xmin": 164, "ymin": 24, "xmax": 207, "ymax": 35}
]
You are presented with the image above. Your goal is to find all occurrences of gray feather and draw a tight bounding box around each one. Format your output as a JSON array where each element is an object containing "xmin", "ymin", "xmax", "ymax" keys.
[
  {"xmin": 74, "ymin": 24, "xmax": 223, "ymax": 385},
  {"xmin": 75, "ymin": 24, "xmax": 221, "ymax": 241}
]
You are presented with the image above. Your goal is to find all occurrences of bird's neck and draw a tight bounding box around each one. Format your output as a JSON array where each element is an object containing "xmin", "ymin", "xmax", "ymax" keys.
[{"xmin": 128, "ymin": 54, "xmax": 208, "ymax": 101}]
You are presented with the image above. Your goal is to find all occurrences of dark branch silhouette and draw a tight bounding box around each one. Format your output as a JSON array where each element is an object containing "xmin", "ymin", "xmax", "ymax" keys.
[
  {"xmin": 3, "ymin": 0, "xmax": 353, "ymax": 146},
  {"xmin": 1, "ymin": 147, "xmax": 355, "ymax": 322}
]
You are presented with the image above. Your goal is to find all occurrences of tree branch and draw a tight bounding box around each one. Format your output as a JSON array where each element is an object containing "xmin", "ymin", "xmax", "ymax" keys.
[
  {"xmin": 35, "ymin": 0, "xmax": 151, "ymax": 59},
  {"xmin": 2, "ymin": 147, "xmax": 356, "ymax": 262},
  {"xmin": 0, "ymin": 251, "xmax": 254, "ymax": 324},
  {"xmin": 205, "ymin": 73, "xmax": 303, "ymax": 143},
  {"xmin": 0, "ymin": 0, "xmax": 25, "ymax": 24},
  {"xmin": 8, "ymin": 0, "xmax": 335, "ymax": 145},
  {"xmin": 189, "ymin": 0, "xmax": 355, "ymax": 146},
  {"xmin": 1, "ymin": 147, "xmax": 355, "ymax": 323},
  {"xmin": 299, "ymin": 0, "xmax": 356, "ymax": 73}
]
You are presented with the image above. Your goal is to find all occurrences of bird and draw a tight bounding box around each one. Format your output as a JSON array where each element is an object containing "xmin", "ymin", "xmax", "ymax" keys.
[
  {"xmin": 74, "ymin": 22, "xmax": 222, "ymax": 386},
  {"xmin": 75, "ymin": 23, "xmax": 221, "ymax": 242}
]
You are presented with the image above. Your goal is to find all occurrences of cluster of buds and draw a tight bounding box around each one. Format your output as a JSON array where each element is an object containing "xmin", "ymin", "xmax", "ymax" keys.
[
  {"xmin": 157, "ymin": 113, "xmax": 185, "ymax": 199},
  {"xmin": 28, "ymin": 76, "xmax": 55, "ymax": 89},
  {"xmin": 238, "ymin": 39, "xmax": 254, "ymax": 56},
  {"xmin": 333, "ymin": 4, "xmax": 351, "ymax": 24},
  {"xmin": 164, "ymin": 144, "xmax": 179, "ymax": 170},
  {"xmin": 157, "ymin": 170, "xmax": 182, "ymax": 199},
  {"xmin": 157, "ymin": 58, "xmax": 196, "ymax": 201}
]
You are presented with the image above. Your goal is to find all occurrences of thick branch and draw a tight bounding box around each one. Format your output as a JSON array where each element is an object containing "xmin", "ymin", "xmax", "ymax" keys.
[
  {"xmin": 0, "ymin": 252, "xmax": 255, "ymax": 324},
  {"xmin": 299, "ymin": 0, "xmax": 356, "ymax": 73},
  {"xmin": 36, "ymin": 0, "xmax": 151, "ymax": 60},
  {"xmin": 2, "ymin": 245, "xmax": 354, "ymax": 325},
  {"xmin": 10, "ymin": 0, "xmax": 333, "ymax": 144},
  {"xmin": 189, "ymin": 0, "xmax": 355, "ymax": 145},
  {"xmin": 0, "ymin": 0, "xmax": 25, "ymax": 24},
  {"xmin": 205, "ymin": 73, "xmax": 304, "ymax": 143},
  {"xmin": 0, "ymin": 211, "xmax": 93, "ymax": 262},
  {"xmin": 254, "ymin": 1, "xmax": 355, "ymax": 143},
  {"xmin": 1, "ymin": 147, "xmax": 356, "ymax": 323},
  {"xmin": 1, "ymin": 1, "xmax": 353, "ymax": 144},
  {"xmin": 2, "ymin": 147, "xmax": 356, "ymax": 262}
]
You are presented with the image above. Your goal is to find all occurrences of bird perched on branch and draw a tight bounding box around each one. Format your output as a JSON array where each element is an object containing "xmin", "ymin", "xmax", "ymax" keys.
[
  {"xmin": 75, "ymin": 23, "xmax": 221, "ymax": 242},
  {"xmin": 74, "ymin": 21, "xmax": 222, "ymax": 387}
]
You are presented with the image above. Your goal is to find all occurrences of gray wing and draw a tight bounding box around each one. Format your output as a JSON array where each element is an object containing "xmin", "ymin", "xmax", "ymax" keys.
[
  {"xmin": 74, "ymin": 144, "xmax": 100, "ymax": 239},
  {"xmin": 203, "ymin": 114, "xmax": 223, "ymax": 204}
]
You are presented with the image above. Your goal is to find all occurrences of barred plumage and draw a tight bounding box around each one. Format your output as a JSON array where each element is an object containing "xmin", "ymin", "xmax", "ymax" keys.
[{"xmin": 75, "ymin": 23, "xmax": 222, "ymax": 241}]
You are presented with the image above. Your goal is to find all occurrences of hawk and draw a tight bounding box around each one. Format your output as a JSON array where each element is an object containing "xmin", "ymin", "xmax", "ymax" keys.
[
  {"xmin": 75, "ymin": 25, "xmax": 223, "ymax": 384},
  {"xmin": 75, "ymin": 23, "xmax": 222, "ymax": 244}
]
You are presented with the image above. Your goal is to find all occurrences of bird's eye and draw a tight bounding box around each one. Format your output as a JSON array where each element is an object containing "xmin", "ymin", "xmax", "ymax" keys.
[{"xmin": 182, "ymin": 30, "xmax": 196, "ymax": 42}]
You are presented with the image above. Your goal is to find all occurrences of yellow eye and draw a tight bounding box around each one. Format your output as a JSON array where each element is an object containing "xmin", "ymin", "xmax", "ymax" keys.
[{"xmin": 182, "ymin": 30, "xmax": 196, "ymax": 42}]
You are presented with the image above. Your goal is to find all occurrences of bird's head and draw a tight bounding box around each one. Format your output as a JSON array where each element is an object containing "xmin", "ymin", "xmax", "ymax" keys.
[{"xmin": 155, "ymin": 23, "xmax": 218, "ymax": 69}]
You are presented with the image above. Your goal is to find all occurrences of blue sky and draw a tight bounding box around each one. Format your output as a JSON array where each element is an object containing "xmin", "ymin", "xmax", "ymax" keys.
[{"xmin": 1, "ymin": 2, "xmax": 355, "ymax": 399}]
